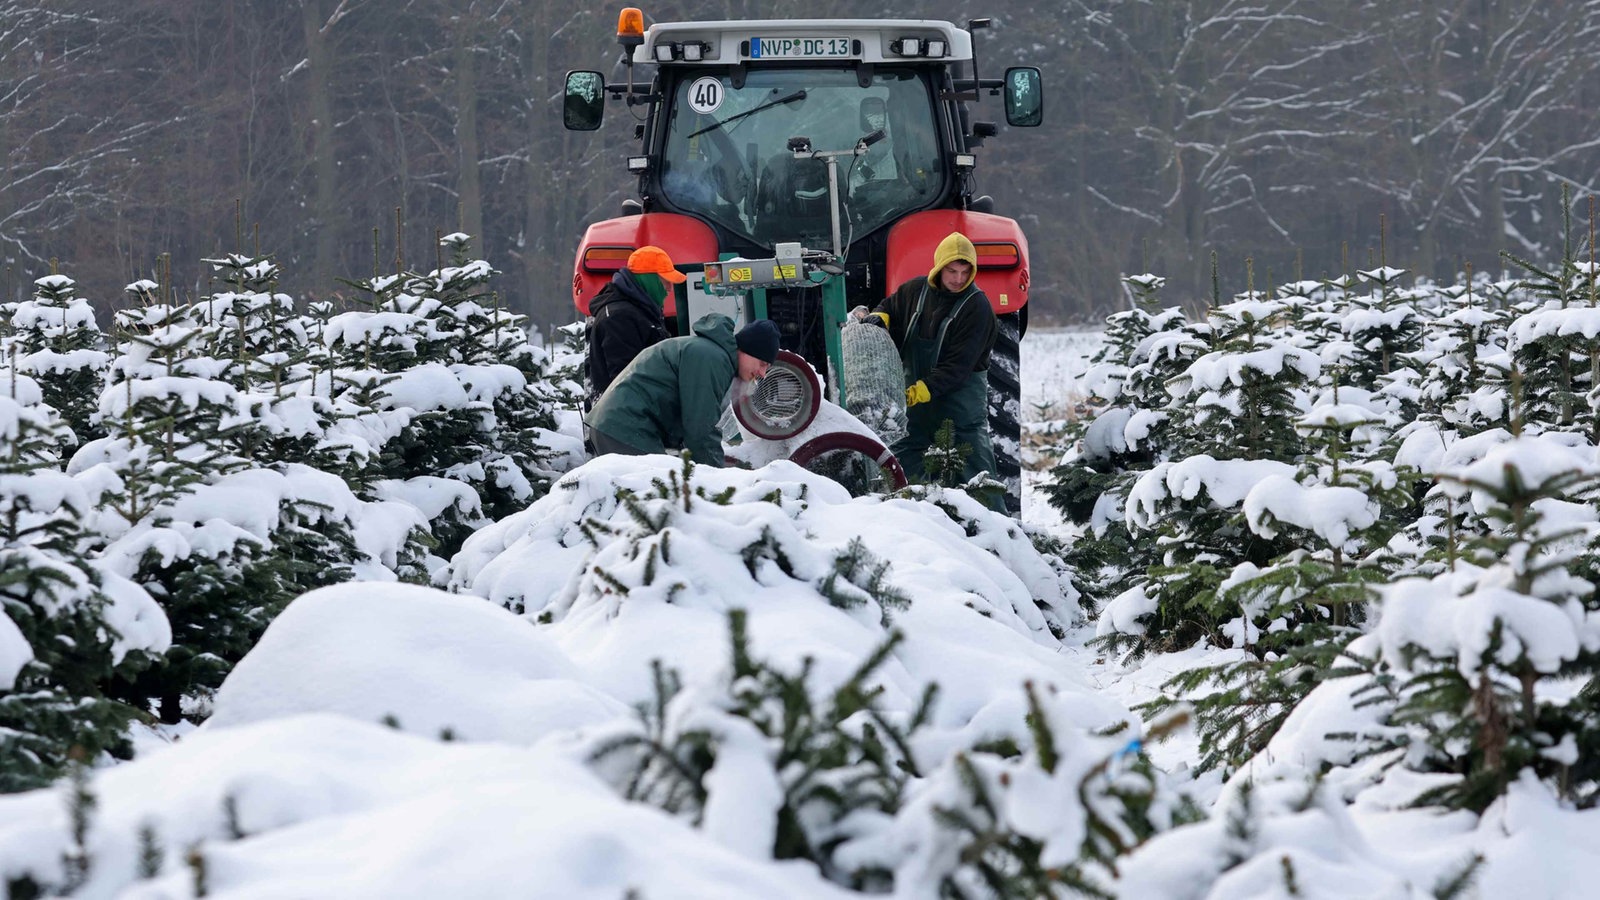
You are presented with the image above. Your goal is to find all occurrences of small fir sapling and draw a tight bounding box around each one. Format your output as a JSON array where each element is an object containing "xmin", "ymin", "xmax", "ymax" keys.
[
  {"xmin": 1501, "ymin": 185, "xmax": 1592, "ymax": 312},
  {"xmin": 1163, "ymin": 295, "xmax": 1317, "ymax": 463},
  {"xmin": 84, "ymin": 289, "xmax": 251, "ymax": 722},
  {"xmin": 589, "ymin": 611, "xmax": 930, "ymax": 887},
  {"xmin": 1044, "ymin": 289, "xmax": 1198, "ymax": 607},
  {"xmin": 1410, "ymin": 274, "xmax": 1514, "ymax": 436},
  {"xmin": 544, "ymin": 320, "xmax": 593, "ymax": 411},
  {"xmin": 1338, "ymin": 223, "xmax": 1424, "ymax": 392},
  {"xmin": 1501, "ymin": 198, "xmax": 1600, "ymax": 439},
  {"xmin": 817, "ymin": 536, "xmax": 912, "ymax": 628},
  {"xmin": 1043, "ymin": 275, "xmax": 1194, "ymax": 523},
  {"xmin": 919, "ymin": 418, "xmax": 971, "ymax": 488},
  {"xmin": 192, "ymin": 253, "xmax": 359, "ymax": 475},
  {"xmin": 324, "ymin": 234, "xmax": 558, "ymax": 552},
  {"xmin": 83, "ymin": 271, "xmax": 395, "ymax": 723},
  {"xmin": 192, "ymin": 254, "xmax": 307, "ymax": 384},
  {"xmin": 1089, "ymin": 294, "xmax": 1313, "ymax": 655},
  {"xmin": 914, "ymin": 685, "xmax": 1200, "ymax": 899}
]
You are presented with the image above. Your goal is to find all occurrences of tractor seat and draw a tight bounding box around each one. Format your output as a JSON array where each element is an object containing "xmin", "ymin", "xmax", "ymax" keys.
[{"xmin": 756, "ymin": 153, "xmax": 830, "ymax": 243}]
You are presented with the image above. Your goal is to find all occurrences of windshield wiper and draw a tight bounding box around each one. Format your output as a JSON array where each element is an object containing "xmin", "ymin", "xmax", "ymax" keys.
[{"xmin": 687, "ymin": 89, "xmax": 806, "ymax": 138}]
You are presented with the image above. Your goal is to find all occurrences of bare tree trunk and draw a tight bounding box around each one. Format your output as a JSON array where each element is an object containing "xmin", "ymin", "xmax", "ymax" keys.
[
  {"xmin": 453, "ymin": 13, "xmax": 484, "ymax": 247},
  {"xmin": 302, "ymin": 0, "xmax": 340, "ymax": 289},
  {"xmin": 520, "ymin": 11, "xmax": 551, "ymax": 326}
]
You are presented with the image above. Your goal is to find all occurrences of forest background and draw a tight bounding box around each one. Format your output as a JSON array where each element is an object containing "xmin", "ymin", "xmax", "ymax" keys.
[{"xmin": 5, "ymin": 0, "xmax": 1600, "ymax": 330}]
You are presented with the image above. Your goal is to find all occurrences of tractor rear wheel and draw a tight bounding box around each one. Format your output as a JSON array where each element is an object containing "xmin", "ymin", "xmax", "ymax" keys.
[{"xmin": 988, "ymin": 309, "xmax": 1025, "ymax": 516}]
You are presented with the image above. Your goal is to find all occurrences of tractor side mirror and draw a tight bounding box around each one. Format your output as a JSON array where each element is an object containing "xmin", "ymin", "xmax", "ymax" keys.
[
  {"xmin": 1002, "ymin": 67, "xmax": 1043, "ymax": 128},
  {"xmin": 563, "ymin": 70, "xmax": 606, "ymax": 131}
]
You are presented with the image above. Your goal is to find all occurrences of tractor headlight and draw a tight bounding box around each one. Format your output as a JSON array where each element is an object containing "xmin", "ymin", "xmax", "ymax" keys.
[{"xmin": 891, "ymin": 36, "xmax": 945, "ymax": 57}]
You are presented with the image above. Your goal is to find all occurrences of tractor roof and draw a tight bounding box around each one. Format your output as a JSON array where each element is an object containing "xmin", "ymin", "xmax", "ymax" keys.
[{"xmin": 633, "ymin": 19, "xmax": 974, "ymax": 66}]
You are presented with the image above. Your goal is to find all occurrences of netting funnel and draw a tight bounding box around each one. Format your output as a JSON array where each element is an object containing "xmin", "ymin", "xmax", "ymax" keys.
[{"xmin": 734, "ymin": 349, "xmax": 821, "ymax": 440}]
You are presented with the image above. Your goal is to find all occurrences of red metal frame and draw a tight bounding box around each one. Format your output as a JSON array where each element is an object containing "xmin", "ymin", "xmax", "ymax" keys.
[
  {"xmin": 788, "ymin": 431, "xmax": 909, "ymax": 490},
  {"xmin": 571, "ymin": 213, "xmax": 720, "ymax": 317},
  {"xmin": 884, "ymin": 210, "xmax": 1031, "ymax": 316},
  {"xmin": 573, "ymin": 209, "xmax": 1030, "ymax": 320}
]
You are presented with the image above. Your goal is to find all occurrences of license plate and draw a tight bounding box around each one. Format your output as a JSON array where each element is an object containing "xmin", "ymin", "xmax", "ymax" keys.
[{"xmin": 749, "ymin": 36, "xmax": 853, "ymax": 59}]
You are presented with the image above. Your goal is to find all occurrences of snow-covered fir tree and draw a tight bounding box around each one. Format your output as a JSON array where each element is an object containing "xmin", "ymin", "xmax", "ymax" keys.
[
  {"xmin": 1090, "ymin": 293, "xmax": 1320, "ymax": 658},
  {"xmin": 0, "ymin": 388, "xmax": 168, "ymax": 790},
  {"xmin": 188, "ymin": 253, "xmax": 360, "ymax": 476},
  {"xmin": 1140, "ymin": 379, "xmax": 1413, "ymax": 773},
  {"xmin": 71, "ymin": 271, "xmax": 428, "ymax": 722},
  {"xmin": 1335, "ymin": 264, "xmax": 1425, "ymax": 393},
  {"xmin": 1041, "ymin": 275, "xmax": 1199, "ymax": 608},
  {"xmin": 1407, "ymin": 275, "xmax": 1513, "ymax": 436},
  {"xmin": 2, "ymin": 273, "xmax": 110, "ymax": 449},
  {"xmin": 323, "ymin": 233, "xmax": 561, "ymax": 559},
  {"xmin": 1367, "ymin": 435, "xmax": 1600, "ymax": 811}
]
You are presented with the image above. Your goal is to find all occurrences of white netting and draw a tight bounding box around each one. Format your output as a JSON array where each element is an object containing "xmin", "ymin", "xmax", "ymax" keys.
[
  {"xmin": 719, "ymin": 379, "xmax": 743, "ymax": 441},
  {"xmin": 841, "ymin": 321, "xmax": 907, "ymax": 446}
]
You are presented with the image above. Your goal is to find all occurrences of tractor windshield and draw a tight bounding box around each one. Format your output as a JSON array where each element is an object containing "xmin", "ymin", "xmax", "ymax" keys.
[{"xmin": 659, "ymin": 67, "xmax": 942, "ymax": 250}]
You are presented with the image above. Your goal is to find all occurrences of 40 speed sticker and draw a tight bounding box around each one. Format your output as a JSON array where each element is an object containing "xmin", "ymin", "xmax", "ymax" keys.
[{"xmin": 688, "ymin": 77, "xmax": 724, "ymax": 114}]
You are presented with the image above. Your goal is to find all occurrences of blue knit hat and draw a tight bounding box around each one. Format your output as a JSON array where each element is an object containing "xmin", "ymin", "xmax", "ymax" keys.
[{"xmin": 736, "ymin": 319, "xmax": 781, "ymax": 363}]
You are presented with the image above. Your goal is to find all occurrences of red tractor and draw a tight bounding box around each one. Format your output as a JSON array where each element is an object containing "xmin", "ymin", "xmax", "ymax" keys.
[{"xmin": 564, "ymin": 8, "xmax": 1042, "ymax": 512}]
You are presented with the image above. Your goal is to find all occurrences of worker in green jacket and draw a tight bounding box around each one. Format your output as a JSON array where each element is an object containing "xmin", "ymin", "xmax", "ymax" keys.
[
  {"xmin": 859, "ymin": 231, "xmax": 998, "ymax": 485},
  {"xmin": 586, "ymin": 313, "xmax": 780, "ymax": 467}
]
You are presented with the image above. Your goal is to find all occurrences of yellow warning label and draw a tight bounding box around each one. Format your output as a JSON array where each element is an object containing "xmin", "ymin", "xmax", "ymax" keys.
[
  {"xmin": 729, "ymin": 267, "xmax": 753, "ymax": 283},
  {"xmin": 777, "ymin": 264, "xmax": 797, "ymax": 279}
]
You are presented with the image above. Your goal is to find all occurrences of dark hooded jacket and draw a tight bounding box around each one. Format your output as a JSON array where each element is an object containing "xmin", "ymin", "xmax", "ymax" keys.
[
  {"xmin": 587, "ymin": 269, "xmax": 670, "ymax": 398},
  {"xmin": 871, "ymin": 234, "xmax": 997, "ymax": 399},
  {"xmin": 585, "ymin": 313, "xmax": 739, "ymax": 466}
]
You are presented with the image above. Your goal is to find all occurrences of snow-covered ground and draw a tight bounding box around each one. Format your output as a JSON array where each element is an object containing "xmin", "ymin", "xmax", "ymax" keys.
[
  {"xmin": 1022, "ymin": 328, "xmax": 1104, "ymax": 417},
  {"xmin": 2, "ymin": 328, "xmax": 1595, "ymax": 898},
  {"xmin": 1020, "ymin": 327, "xmax": 1104, "ymax": 532}
]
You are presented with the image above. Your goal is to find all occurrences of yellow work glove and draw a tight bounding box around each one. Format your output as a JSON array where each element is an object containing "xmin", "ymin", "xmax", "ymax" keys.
[{"xmin": 906, "ymin": 380, "xmax": 931, "ymax": 407}]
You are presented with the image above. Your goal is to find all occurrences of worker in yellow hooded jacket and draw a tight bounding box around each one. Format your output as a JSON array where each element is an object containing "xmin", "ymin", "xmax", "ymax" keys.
[{"xmin": 861, "ymin": 231, "xmax": 999, "ymax": 486}]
